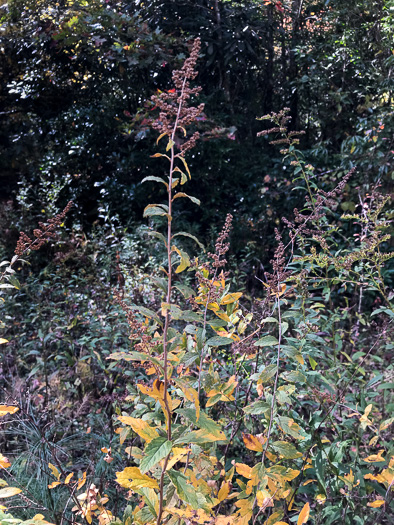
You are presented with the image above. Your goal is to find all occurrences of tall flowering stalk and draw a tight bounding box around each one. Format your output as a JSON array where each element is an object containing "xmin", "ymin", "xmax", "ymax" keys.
[{"xmin": 148, "ymin": 38, "xmax": 204, "ymax": 525}]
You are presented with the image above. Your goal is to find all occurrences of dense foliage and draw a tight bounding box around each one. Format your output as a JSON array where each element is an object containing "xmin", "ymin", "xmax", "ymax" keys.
[{"xmin": 0, "ymin": 1, "xmax": 393, "ymax": 525}]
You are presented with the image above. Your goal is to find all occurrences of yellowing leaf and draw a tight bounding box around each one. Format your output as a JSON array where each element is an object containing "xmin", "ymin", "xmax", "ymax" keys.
[
  {"xmin": 64, "ymin": 473, "xmax": 74, "ymax": 485},
  {"xmin": 77, "ymin": 471, "xmax": 87, "ymax": 490},
  {"xmin": 166, "ymin": 447, "xmax": 189, "ymax": 471},
  {"xmin": 0, "ymin": 339, "xmax": 9, "ymax": 344},
  {"xmin": 316, "ymin": 494, "xmax": 326, "ymax": 504},
  {"xmin": 48, "ymin": 481, "xmax": 62, "ymax": 489},
  {"xmin": 234, "ymin": 497, "xmax": 253, "ymax": 518},
  {"xmin": 0, "ymin": 487, "xmax": 22, "ymax": 498},
  {"xmin": 364, "ymin": 450, "xmax": 385, "ymax": 463},
  {"xmin": 277, "ymin": 417, "xmax": 305, "ymax": 440},
  {"xmin": 379, "ymin": 418, "xmax": 394, "ymax": 432},
  {"xmin": 235, "ymin": 463, "xmax": 252, "ymax": 479},
  {"xmin": 0, "ymin": 454, "xmax": 11, "ymax": 469},
  {"xmin": 0, "ymin": 406, "xmax": 19, "ymax": 417},
  {"xmin": 367, "ymin": 499, "xmax": 385, "ymax": 508},
  {"xmin": 360, "ymin": 404, "xmax": 373, "ymax": 429},
  {"xmin": 175, "ymin": 378, "xmax": 200, "ymax": 421},
  {"xmin": 221, "ymin": 293, "xmax": 243, "ymax": 305},
  {"xmin": 297, "ymin": 502, "xmax": 310, "ymax": 525},
  {"xmin": 117, "ymin": 416, "xmax": 159, "ymax": 443},
  {"xmin": 215, "ymin": 516, "xmax": 236, "ymax": 525},
  {"xmin": 256, "ymin": 489, "xmax": 273, "ymax": 508},
  {"xmin": 242, "ymin": 433, "xmax": 265, "ymax": 452},
  {"xmin": 217, "ymin": 482, "xmax": 230, "ymax": 502},
  {"xmin": 48, "ymin": 463, "xmax": 61, "ymax": 480},
  {"xmin": 116, "ymin": 467, "xmax": 159, "ymax": 490}
]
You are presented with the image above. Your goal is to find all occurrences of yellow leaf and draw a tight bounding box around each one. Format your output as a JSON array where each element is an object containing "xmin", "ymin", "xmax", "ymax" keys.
[
  {"xmin": 48, "ymin": 481, "xmax": 62, "ymax": 489},
  {"xmin": 297, "ymin": 502, "xmax": 310, "ymax": 525},
  {"xmin": 316, "ymin": 494, "xmax": 326, "ymax": 504},
  {"xmin": 0, "ymin": 339, "xmax": 9, "ymax": 344},
  {"xmin": 242, "ymin": 433, "xmax": 265, "ymax": 452},
  {"xmin": 217, "ymin": 482, "xmax": 230, "ymax": 502},
  {"xmin": 256, "ymin": 490, "xmax": 273, "ymax": 508},
  {"xmin": 175, "ymin": 379, "xmax": 200, "ymax": 421},
  {"xmin": 48, "ymin": 463, "xmax": 61, "ymax": 480},
  {"xmin": 215, "ymin": 516, "xmax": 235, "ymax": 525},
  {"xmin": 360, "ymin": 404, "xmax": 373, "ymax": 429},
  {"xmin": 32, "ymin": 515, "xmax": 45, "ymax": 521},
  {"xmin": 272, "ymin": 522, "xmax": 289, "ymax": 525},
  {"xmin": 221, "ymin": 293, "xmax": 243, "ymax": 305},
  {"xmin": 0, "ymin": 406, "xmax": 19, "ymax": 417},
  {"xmin": 234, "ymin": 498, "xmax": 253, "ymax": 518},
  {"xmin": 0, "ymin": 454, "xmax": 11, "ymax": 469},
  {"xmin": 364, "ymin": 450, "xmax": 385, "ymax": 463},
  {"xmin": 379, "ymin": 418, "xmax": 394, "ymax": 432},
  {"xmin": 117, "ymin": 416, "xmax": 159, "ymax": 443},
  {"xmin": 265, "ymin": 512, "xmax": 284, "ymax": 525},
  {"xmin": 64, "ymin": 473, "xmax": 74, "ymax": 485},
  {"xmin": 77, "ymin": 471, "xmax": 87, "ymax": 490},
  {"xmin": 165, "ymin": 447, "xmax": 189, "ymax": 471},
  {"xmin": 116, "ymin": 467, "xmax": 159, "ymax": 490},
  {"xmin": 0, "ymin": 487, "xmax": 22, "ymax": 498},
  {"xmin": 235, "ymin": 463, "xmax": 252, "ymax": 479},
  {"xmin": 367, "ymin": 499, "xmax": 385, "ymax": 507}
]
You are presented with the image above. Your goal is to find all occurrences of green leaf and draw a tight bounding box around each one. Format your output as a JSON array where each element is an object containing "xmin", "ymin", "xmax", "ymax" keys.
[
  {"xmin": 173, "ymin": 232, "xmax": 205, "ymax": 250},
  {"xmin": 243, "ymin": 401, "xmax": 271, "ymax": 415},
  {"xmin": 258, "ymin": 364, "xmax": 278, "ymax": 384},
  {"xmin": 167, "ymin": 470, "xmax": 208, "ymax": 510},
  {"xmin": 206, "ymin": 336, "xmax": 233, "ymax": 347},
  {"xmin": 140, "ymin": 437, "xmax": 172, "ymax": 473},
  {"xmin": 174, "ymin": 428, "xmax": 226, "ymax": 444},
  {"xmin": 132, "ymin": 305, "xmax": 163, "ymax": 326},
  {"xmin": 143, "ymin": 206, "xmax": 168, "ymax": 218},
  {"xmin": 271, "ymin": 441, "xmax": 302, "ymax": 459},
  {"xmin": 174, "ymin": 284, "xmax": 195, "ymax": 298},
  {"xmin": 308, "ymin": 355, "xmax": 318, "ymax": 370},
  {"xmin": 147, "ymin": 231, "xmax": 167, "ymax": 245},
  {"xmin": 177, "ymin": 408, "xmax": 223, "ymax": 437},
  {"xmin": 277, "ymin": 416, "xmax": 306, "ymax": 440},
  {"xmin": 107, "ymin": 351, "xmax": 164, "ymax": 372},
  {"xmin": 141, "ymin": 176, "xmax": 168, "ymax": 189},
  {"xmin": 254, "ymin": 335, "xmax": 279, "ymax": 347},
  {"xmin": 282, "ymin": 371, "xmax": 306, "ymax": 383},
  {"xmin": 314, "ymin": 450, "xmax": 327, "ymax": 496}
]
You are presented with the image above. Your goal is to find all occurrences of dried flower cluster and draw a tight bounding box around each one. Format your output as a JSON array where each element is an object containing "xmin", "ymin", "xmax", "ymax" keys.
[
  {"xmin": 151, "ymin": 38, "xmax": 204, "ymax": 156},
  {"xmin": 15, "ymin": 201, "xmax": 73, "ymax": 256},
  {"xmin": 209, "ymin": 213, "xmax": 233, "ymax": 269},
  {"xmin": 189, "ymin": 214, "xmax": 233, "ymax": 309},
  {"xmin": 112, "ymin": 290, "xmax": 155, "ymax": 357}
]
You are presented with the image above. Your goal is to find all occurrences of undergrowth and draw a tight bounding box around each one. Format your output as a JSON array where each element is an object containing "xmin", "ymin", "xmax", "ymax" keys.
[{"xmin": 0, "ymin": 39, "xmax": 393, "ymax": 525}]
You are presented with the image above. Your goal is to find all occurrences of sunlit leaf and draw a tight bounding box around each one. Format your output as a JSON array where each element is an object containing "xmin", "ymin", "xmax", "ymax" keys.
[
  {"xmin": 140, "ymin": 437, "xmax": 172, "ymax": 473},
  {"xmin": 116, "ymin": 467, "xmax": 159, "ymax": 490},
  {"xmin": 0, "ymin": 487, "xmax": 22, "ymax": 498},
  {"xmin": 297, "ymin": 502, "xmax": 310, "ymax": 524},
  {"xmin": 0, "ymin": 406, "xmax": 19, "ymax": 417}
]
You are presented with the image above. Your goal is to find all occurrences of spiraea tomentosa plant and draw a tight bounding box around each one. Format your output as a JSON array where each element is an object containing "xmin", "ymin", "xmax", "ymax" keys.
[
  {"xmin": 3, "ymin": 42, "xmax": 392, "ymax": 525},
  {"xmin": 103, "ymin": 48, "xmax": 393, "ymax": 525}
]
